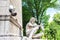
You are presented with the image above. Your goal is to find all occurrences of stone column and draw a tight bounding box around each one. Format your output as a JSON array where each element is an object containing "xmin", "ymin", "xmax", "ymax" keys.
[{"xmin": 0, "ymin": 0, "xmax": 22, "ymax": 40}]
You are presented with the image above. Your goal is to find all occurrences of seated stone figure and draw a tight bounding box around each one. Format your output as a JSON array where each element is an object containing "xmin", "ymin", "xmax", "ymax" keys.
[{"xmin": 26, "ymin": 17, "xmax": 44, "ymax": 39}]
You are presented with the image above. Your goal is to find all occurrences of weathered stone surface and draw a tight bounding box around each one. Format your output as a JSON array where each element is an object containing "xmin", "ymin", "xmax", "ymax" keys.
[
  {"xmin": 22, "ymin": 37, "xmax": 47, "ymax": 40},
  {"xmin": 9, "ymin": 22, "xmax": 20, "ymax": 36},
  {"xmin": 0, "ymin": 7, "xmax": 10, "ymax": 15},
  {"xmin": 0, "ymin": 21, "xmax": 4, "ymax": 35},
  {"xmin": 0, "ymin": 37, "xmax": 21, "ymax": 40},
  {"xmin": 10, "ymin": 0, "xmax": 22, "ymax": 26},
  {"xmin": 0, "ymin": 0, "xmax": 22, "ymax": 40},
  {"xmin": 10, "ymin": 0, "xmax": 23, "ymax": 36},
  {"xmin": 0, "ymin": 0, "xmax": 9, "ymax": 6}
]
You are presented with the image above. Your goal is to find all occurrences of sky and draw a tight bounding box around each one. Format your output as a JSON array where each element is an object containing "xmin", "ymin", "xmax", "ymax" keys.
[
  {"xmin": 46, "ymin": 8, "xmax": 60, "ymax": 22},
  {"xmin": 46, "ymin": 8, "xmax": 57, "ymax": 22}
]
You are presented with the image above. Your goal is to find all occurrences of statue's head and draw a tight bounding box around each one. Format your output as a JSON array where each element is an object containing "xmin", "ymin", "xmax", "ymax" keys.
[{"xmin": 29, "ymin": 17, "xmax": 36, "ymax": 24}]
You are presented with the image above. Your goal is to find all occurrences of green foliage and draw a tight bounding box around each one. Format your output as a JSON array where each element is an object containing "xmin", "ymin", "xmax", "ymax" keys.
[
  {"xmin": 36, "ymin": 12, "xmax": 50, "ymax": 33},
  {"xmin": 54, "ymin": 13, "xmax": 60, "ymax": 24},
  {"xmin": 42, "ymin": 12, "xmax": 50, "ymax": 26},
  {"xmin": 22, "ymin": 0, "xmax": 57, "ymax": 24},
  {"xmin": 22, "ymin": 6, "xmax": 32, "ymax": 36},
  {"xmin": 53, "ymin": 13, "xmax": 60, "ymax": 40},
  {"xmin": 44, "ymin": 13, "xmax": 60, "ymax": 40},
  {"xmin": 22, "ymin": 0, "xmax": 57, "ymax": 36}
]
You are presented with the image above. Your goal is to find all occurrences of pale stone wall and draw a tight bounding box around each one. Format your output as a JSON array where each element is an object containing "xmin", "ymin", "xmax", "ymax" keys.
[
  {"xmin": 8, "ymin": 0, "xmax": 22, "ymax": 36},
  {"xmin": 0, "ymin": 0, "xmax": 22, "ymax": 40},
  {"xmin": 0, "ymin": 0, "xmax": 10, "ymax": 15},
  {"xmin": 0, "ymin": 0, "xmax": 10, "ymax": 35},
  {"xmin": 10, "ymin": 0, "xmax": 22, "ymax": 26}
]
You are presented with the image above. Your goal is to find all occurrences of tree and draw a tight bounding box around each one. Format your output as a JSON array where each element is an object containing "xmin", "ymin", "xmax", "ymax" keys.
[
  {"xmin": 45, "ymin": 13, "xmax": 60, "ymax": 40},
  {"xmin": 22, "ymin": 6, "xmax": 32, "ymax": 35},
  {"xmin": 22, "ymin": 0, "xmax": 57, "ymax": 36},
  {"xmin": 53, "ymin": 13, "xmax": 60, "ymax": 40},
  {"xmin": 45, "ymin": 22, "xmax": 57, "ymax": 40},
  {"xmin": 54, "ymin": 13, "xmax": 60, "ymax": 25},
  {"xmin": 23, "ymin": 0, "xmax": 57, "ymax": 24}
]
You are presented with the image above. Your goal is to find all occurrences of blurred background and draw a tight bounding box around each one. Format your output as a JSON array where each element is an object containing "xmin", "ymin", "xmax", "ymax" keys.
[{"xmin": 22, "ymin": 0, "xmax": 60, "ymax": 40}]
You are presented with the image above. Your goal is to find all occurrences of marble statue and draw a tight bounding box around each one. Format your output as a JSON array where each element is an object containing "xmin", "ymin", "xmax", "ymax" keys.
[{"xmin": 26, "ymin": 17, "xmax": 44, "ymax": 39}]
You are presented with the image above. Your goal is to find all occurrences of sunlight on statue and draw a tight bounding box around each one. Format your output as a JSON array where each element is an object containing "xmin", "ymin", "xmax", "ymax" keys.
[{"xmin": 26, "ymin": 17, "xmax": 44, "ymax": 39}]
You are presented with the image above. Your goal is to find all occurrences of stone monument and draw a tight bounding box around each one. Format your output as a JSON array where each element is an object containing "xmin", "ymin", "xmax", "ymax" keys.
[{"xmin": 0, "ymin": 0, "xmax": 22, "ymax": 40}]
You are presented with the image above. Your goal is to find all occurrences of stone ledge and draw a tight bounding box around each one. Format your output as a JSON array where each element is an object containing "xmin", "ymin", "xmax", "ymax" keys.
[
  {"xmin": 0, "ymin": 36, "xmax": 47, "ymax": 40},
  {"xmin": 0, "ymin": 37, "xmax": 21, "ymax": 40},
  {"xmin": 23, "ymin": 36, "xmax": 47, "ymax": 40}
]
